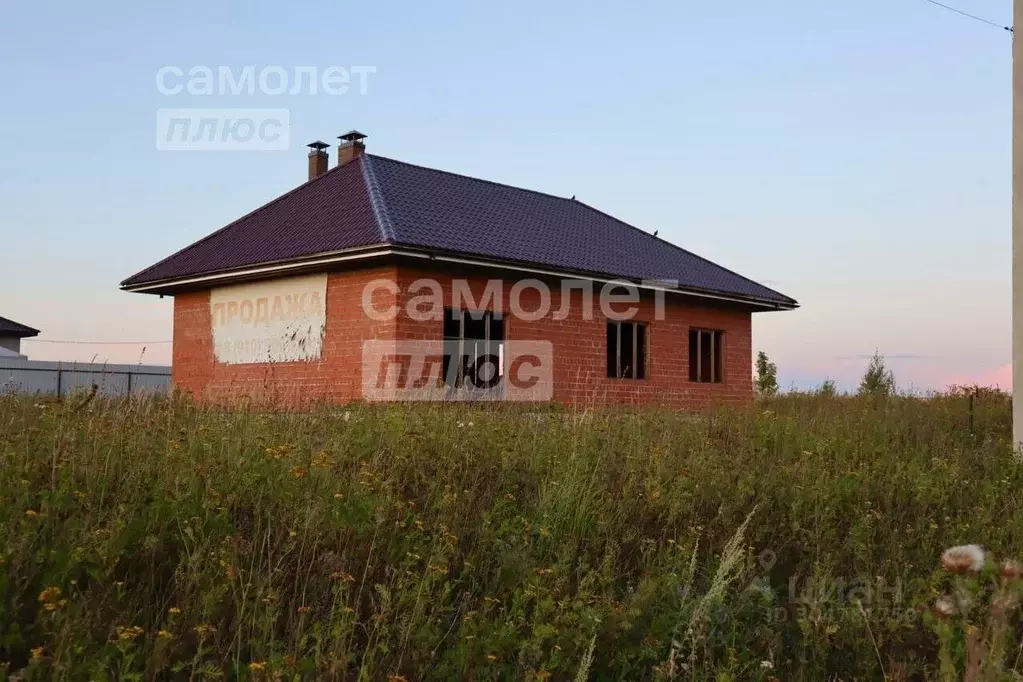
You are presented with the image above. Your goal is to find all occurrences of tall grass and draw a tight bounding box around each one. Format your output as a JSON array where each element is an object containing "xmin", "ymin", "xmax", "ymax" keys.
[{"xmin": 0, "ymin": 390, "xmax": 1018, "ymax": 680}]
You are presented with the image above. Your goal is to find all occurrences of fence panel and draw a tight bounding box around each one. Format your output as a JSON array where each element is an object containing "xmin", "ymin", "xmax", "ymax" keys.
[{"xmin": 0, "ymin": 359, "xmax": 171, "ymax": 397}]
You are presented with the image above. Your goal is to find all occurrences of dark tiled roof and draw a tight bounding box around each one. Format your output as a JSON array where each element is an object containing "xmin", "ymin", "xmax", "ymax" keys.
[
  {"xmin": 123, "ymin": 154, "xmax": 796, "ymax": 307},
  {"xmin": 123, "ymin": 159, "xmax": 382, "ymax": 286},
  {"xmin": 0, "ymin": 316, "xmax": 39, "ymax": 337}
]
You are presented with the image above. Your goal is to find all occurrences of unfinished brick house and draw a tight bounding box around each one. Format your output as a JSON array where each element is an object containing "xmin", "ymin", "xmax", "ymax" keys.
[{"xmin": 122, "ymin": 132, "xmax": 797, "ymax": 408}]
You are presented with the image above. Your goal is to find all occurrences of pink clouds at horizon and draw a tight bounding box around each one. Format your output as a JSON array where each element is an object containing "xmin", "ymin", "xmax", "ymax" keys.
[
  {"xmin": 779, "ymin": 357, "xmax": 1013, "ymax": 393},
  {"xmin": 942, "ymin": 363, "xmax": 1012, "ymax": 392}
]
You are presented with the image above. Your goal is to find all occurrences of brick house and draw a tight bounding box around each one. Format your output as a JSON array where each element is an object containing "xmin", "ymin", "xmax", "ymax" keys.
[{"xmin": 122, "ymin": 133, "xmax": 797, "ymax": 408}]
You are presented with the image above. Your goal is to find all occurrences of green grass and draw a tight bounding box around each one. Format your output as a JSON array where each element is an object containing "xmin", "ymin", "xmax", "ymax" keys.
[{"xmin": 0, "ymin": 391, "xmax": 1020, "ymax": 680}]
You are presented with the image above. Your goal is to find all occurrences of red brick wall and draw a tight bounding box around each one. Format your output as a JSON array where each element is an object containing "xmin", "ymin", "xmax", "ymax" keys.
[
  {"xmin": 172, "ymin": 263, "xmax": 753, "ymax": 409},
  {"xmin": 393, "ymin": 264, "xmax": 753, "ymax": 410},
  {"xmin": 171, "ymin": 266, "xmax": 397, "ymax": 404}
]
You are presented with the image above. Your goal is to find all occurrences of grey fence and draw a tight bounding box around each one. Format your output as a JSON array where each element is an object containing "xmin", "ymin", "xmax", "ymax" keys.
[{"xmin": 0, "ymin": 359, "xmax": 171, "ymax": 397}]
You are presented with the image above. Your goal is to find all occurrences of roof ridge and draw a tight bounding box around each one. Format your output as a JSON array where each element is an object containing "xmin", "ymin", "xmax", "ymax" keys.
[
  {"xmin": 361, "ymin": 155, "xmax": 396, "ymax": 242},
  {"xmin": 571, "ymin": 199, "xmax": 796, "ymax": 305},
  {"xmin": 366, "ymin": 154, "xmax": 574, "ymax": 204},
  {"xmin": 119, "ymin": 160, "xmax": 356, "ymax": 286}
]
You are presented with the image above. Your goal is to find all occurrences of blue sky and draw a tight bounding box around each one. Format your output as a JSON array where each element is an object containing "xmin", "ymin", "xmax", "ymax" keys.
[{"xmin": 0, "ymin": 0, "xmax": 1012, "ymax": 391}]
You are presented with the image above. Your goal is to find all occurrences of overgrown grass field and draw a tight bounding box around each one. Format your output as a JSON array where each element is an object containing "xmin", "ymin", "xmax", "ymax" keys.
[{"xmin": 0, "ymin": 392, "xmax": 1020, "ymax": 680}]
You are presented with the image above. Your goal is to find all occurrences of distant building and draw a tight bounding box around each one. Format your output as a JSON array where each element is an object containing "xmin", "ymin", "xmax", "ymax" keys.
[{"xmin": 0, "ymin": 316, "xmax": 39, "ymax": 358}]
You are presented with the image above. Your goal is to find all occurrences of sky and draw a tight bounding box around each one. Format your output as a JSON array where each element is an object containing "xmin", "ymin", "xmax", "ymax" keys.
[{"xmin": 0, "ymin": 0, "xmax": 1012, "ymax": 392}]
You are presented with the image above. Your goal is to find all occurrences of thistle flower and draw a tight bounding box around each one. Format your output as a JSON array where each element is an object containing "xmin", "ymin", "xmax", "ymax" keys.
[
  {"xmin": 933, "ymin": 595, "xmax": 956, "ymax": 618},
  {"xmin": 991, "ymin": 593, "xmax": 1019, "ymax": 617},
  {"xmin": 1000, "ymin": 558, "xmax": 1023, "ymax": 579},
  {"xmin": 941, "ymin": 545, "xmax": 985, "ymax": 574}
]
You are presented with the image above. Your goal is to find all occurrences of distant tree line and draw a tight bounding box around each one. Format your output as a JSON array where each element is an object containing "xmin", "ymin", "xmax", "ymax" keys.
[{"xmin": 755, "ymin": 349, "xmax": 896, "ymax": 398}]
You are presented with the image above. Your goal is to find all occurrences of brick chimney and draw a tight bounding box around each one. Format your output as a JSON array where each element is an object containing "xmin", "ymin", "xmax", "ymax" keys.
[
  {"xmin": 337, "ymin": 130, "xmax": 367, "ymax": 166},
  {"xmin": 307, "ymin": 141, "xmax": 329, "ymax": 181}
]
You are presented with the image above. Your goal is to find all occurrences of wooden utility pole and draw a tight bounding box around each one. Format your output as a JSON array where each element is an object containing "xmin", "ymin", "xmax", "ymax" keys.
[{"xmin": 1015, "ymin": 1, "xmax": 1023, "ymax": 451}]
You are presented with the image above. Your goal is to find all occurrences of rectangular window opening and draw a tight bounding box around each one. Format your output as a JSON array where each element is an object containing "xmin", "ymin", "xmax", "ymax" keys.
[
  {"xmin": 606, "ymin": 321, "xmax": 647, "ymax": 380},
  {"xmin": 443, "ymin": 308, "xmax": 504, "ymax": 389},
  {"xmin": 689, "ymin": 329, "xmax": 723, "ymax": 383}
]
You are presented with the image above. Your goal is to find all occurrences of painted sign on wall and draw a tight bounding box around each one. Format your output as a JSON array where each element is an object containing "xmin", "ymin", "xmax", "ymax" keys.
[{"xmin": 210, "ymin": 273, "xmax": 327, "ymax": 364}]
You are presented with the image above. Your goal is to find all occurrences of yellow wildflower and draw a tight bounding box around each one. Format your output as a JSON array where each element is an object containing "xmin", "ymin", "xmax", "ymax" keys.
[
  {"xmin": 297, "ymin": 605, "xmax": 313, "ymax": 614},
  {"xmin": 30, "ymin": 646, "xmax": 44, "ymax": 660},
  {"xmin": 38, "ymin": 586, "xmax": 66, "ymax": 611},
  {"xmin": 115, "ymin": 625, "xmax": 144, "ymax": 642},
  {"xmin": 157, "ymin": 629, "xmax": 173, "ymax": 639},
  {"xmin": 249, "ymin": 661, "xmax": 267, "ymax": 671},
  {"xmin": 168, "ymin": 607, "xmax": 182, "ymax": 615}
]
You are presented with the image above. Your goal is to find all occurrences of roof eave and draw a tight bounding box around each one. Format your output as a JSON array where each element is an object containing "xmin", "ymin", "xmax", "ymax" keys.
[
  {"xmin": 389, "ymin": 247, "xmax": 797, "ymax": 310},
  {"xmin": 122, "ymin": 244, "xmax": 797, "ymax": 310},
  {"xmin": 120, "ymin": 243, "xmax": 393, "ymax": 294}
]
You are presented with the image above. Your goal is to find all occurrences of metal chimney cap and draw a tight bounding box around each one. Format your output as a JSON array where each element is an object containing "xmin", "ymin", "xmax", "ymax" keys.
[
  {"xmin": 338, "ymin": 130, "xmax": 367, "ymax": 143},
  {"xmin": 306, "ymin": 141, "xmax": 330, "ymax": 151}
]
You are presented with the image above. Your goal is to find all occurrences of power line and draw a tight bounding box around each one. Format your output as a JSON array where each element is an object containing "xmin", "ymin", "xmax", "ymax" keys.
[
  {"xmin": 921, "ymin": 0, "xmax": 1013, "ymax": 33},
  {"xmin": 24, "ymin": 339, "xmax": 172, "ymax": 345}
]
